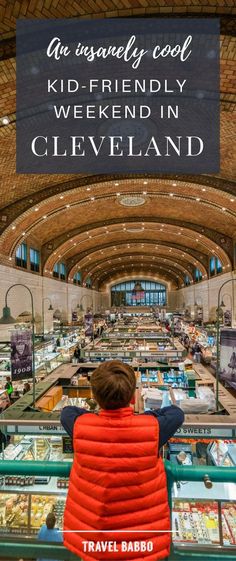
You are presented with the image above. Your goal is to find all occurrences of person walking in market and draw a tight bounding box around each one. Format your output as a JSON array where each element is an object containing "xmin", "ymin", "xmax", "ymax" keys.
[
  {"xmin": 61, "ymin": 360, "xmax": 184, "ymax": 561},
  {"xmin": 4, "ymin": 376, "xmax": 14, "ymax": 402}
]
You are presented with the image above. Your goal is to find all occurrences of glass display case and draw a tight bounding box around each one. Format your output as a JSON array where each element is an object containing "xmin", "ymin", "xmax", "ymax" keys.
[
  {"xmin": 207, "ymin": 441, "xmax": 236, "ymax": 467},
  {"xmin": 170, "ymin": 436, "xmax": 236, "ymax": 551},
  {"xmin": 0, "ymin": 435, "xmax": 73, "ymax": 463},
  {"xmin": 0, "ymin": 491, "xmax": 66, "ymax": 536},
  {"xmin": 172, "ymin": 496, "xmax": 236, "ymax": 548}
]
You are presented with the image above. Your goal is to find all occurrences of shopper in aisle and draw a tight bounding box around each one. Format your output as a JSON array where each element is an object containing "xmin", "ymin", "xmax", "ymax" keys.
[
  {"xmin": 61, "ymin": 359, "xmax": 184, "ymax": 561},
  {"xmin": 73, "ymin": 345, "xmax": 81, "ymax": 363},
  {"xmin": 4, "ymin": 376, "xmax": 13, "ymax": 402},
  {"xmin": 23, "ymin": 382, "xmax": 31, "ymax": 394},
  {"xmin": 37, "ymin": 512, "xmax": 63, "ymax": 561},
  {"xmin": 193, "ymin": 342, "xmax": 202, "ymax": 363},
  {"xmin": 23, "ymin": 382, "xmax": 31, "ymax": 395}
]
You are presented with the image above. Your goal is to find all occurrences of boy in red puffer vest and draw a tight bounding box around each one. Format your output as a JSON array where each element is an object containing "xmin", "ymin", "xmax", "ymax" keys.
[{"xmin": 61, "ymin": 360, "xmax": 184, "ymax": 561}]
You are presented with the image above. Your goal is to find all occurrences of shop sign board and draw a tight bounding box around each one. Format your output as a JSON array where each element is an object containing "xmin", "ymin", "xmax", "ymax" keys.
[
  {"xmin": 71, "ymin": 311, "xmax": 78, "ymax": 322},
  {"xmin": 11, "ymin": 330, "xmax": 32, "ymax": 381},
  {"xmin": 7, "ymin": 424, "xmax": 66, "ymax": 435},
  {"xmin": 6, "ymin": 423, "xmax": 235, "ymax": 438},
  {"xmin": 176, "ymin": 426, "xmax": 235, "ymax": 439}
]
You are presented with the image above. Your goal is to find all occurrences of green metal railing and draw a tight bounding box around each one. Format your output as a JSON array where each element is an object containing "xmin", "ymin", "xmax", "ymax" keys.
[{"xmin": 0, "ymin": 461, "xmax": 235, "ymax": 560}]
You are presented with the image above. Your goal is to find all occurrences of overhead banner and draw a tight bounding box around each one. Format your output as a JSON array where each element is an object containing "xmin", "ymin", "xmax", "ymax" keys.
[
  {"xmin": 11, "ymin": 330, "xmax": 33, "ymax": 381},
  {"xmin": 84, "ymin": 312, "xmax": 94, "ymax": 337},
  {"xmin": 71, "ymin": 311, "xmax": 78, "ymax": 322}
]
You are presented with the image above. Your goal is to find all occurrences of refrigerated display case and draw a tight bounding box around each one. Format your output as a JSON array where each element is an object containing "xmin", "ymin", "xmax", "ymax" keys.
[
  {"xmin": 0, "ymin": 490, "xmax": 66, "ymax": 536},
  {"xmin": 172, "ymin": 491, "xmax": 236, "ymax": 549},
  {"xmin": 207, "ymin": 441, "xmax": 236, "ymax": 467},
  {"xmin": 0, "ymin": 434, "xmax": 73, "ymax": 463},
  {"xmin": 172, "ymin": 500, "xmax": 220, "ymax": 546}
]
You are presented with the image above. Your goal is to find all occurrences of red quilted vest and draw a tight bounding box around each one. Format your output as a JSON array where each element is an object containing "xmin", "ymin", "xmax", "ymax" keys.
[{"xmin": 64, "ymin": 407, "xmax": 170, "ymax": 561}]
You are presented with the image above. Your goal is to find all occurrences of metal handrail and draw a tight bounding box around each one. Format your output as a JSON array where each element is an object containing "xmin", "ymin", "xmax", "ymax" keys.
[{"xmin": 0, "ymin": 459, "xmax": 236, "ymax": 482}]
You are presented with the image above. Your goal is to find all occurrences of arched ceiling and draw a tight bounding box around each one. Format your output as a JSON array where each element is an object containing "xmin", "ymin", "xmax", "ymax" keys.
[{"xmin": 0, "ymin": 2, "xmax": 235, "ymax": 290}]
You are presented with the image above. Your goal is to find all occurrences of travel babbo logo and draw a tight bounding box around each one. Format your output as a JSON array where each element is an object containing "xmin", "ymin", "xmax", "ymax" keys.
[{"xmin": 16, "ymin": 18, "xmax": 219, "ymax": 174}]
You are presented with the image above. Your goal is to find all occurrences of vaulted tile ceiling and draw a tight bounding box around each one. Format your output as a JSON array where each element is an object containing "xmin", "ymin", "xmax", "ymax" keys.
[{"xmin": 0, "ymin": 1, "xmax": 235, "ymax": 290}]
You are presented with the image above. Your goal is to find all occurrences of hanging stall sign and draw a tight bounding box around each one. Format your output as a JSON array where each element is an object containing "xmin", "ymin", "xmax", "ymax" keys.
[
  {"xmin": 84, "ymin": 312, "xmax": 94, "ymax": 337},
  {"xmin": 220, "ymin": 328, "xmax": 236, "ymax": 388},
  {"xmin": 224, "ymin": 310, "xmax": 232, "ymax": 327},
  {"xmin": 11, "ymin": 330, "xmax": 32, "ymax": 381},
  {"xmin": 71, "ymin": 311, "xmax": 78, "ymax": 322}
]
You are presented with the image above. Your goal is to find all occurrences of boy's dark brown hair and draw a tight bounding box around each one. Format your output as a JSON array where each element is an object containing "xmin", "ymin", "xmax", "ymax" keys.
[
  {"xmin": 91, "ymin": 360, "xmax": 136, "ymax": 410},
  {"xmin": 46, "ymin": 512, "xmax": 56, "ymax": 530}
]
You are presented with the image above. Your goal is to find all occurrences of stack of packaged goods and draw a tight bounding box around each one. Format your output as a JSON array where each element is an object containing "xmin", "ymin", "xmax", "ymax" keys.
[{"xmin": 141, "ymin": 387, "xmax": 164, "ymax": 410}]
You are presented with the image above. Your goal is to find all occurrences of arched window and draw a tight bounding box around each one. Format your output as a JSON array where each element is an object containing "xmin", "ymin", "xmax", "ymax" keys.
[
  {"xmin": 209, "ymin": 256, "xmax": 223, "ymax": 276},
  {"xmin": 184, "ymin": 275, "xmax": 190, "ymax": 286},
  {"xmin": 73, "ymin": 271, "xmax": 81, "ymax": 285},
  {"xmin": 111, "ymin": 280, "xmax": 166, "ymax": 307},
  {"xmin": 85, "ymin": 276, "xmax": 92, "ymax": 289},
  {"xmin": 15, "ymin": 242, "xmax": 27, "ymax": 269},
  {"xmin": 53, "ymin": 262, "xmax": 66, "ymax": 280},
  {"xmin": 195, "ymin": 268, "xmax": 202, "ymax": 282}
]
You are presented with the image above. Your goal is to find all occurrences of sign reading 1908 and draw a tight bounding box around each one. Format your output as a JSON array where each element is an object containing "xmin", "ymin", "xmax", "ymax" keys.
[{"xmin": 16, "ymin": 19, "xmax": 219, "ymax": 174}]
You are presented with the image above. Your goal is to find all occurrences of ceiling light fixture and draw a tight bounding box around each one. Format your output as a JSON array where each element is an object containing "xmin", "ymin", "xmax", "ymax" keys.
[{"xmin": 118, "ymin": 195, "xmax": 147, "ymax": 207}]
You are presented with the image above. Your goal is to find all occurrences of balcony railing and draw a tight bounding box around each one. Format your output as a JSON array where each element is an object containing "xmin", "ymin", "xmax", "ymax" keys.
[{"xmin": 0, "ymin": 460, "xmax": 235, "ymax": 560}]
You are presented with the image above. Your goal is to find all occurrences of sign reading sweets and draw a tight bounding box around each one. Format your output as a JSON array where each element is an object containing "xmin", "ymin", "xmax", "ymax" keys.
[{"xmin": 16, "ymin": 19, "xmax": 219, "ymax": 174}]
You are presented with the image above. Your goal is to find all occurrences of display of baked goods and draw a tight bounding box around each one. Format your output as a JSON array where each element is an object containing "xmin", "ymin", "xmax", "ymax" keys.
[
  {"xmin": 222, "ymin": 503, "xmax": 236, "ymax": 545},
  {"xmin": 0, "ymin": 494, "xmax": 28, "ymax": 531},
  {"xmin": 172, "ymin": 501, "xmax": 220, "ymax": 545}
]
